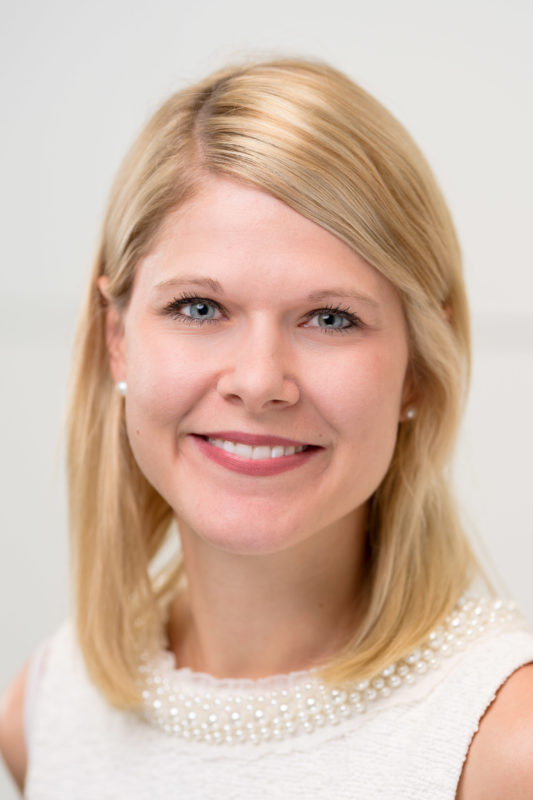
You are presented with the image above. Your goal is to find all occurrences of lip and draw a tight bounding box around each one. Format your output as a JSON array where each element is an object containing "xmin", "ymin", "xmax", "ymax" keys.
[
  {"xmin": 197, "ymin": 431, "xmax": 316, "ymax": 448},
  {"xmin": 190, "ymin": 434, "xmax": 323, "ymax": 476}
]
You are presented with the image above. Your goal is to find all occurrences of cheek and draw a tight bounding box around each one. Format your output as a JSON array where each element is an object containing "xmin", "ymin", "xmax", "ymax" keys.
[
  {"xmin": 316, "ymin": 350, "xmax": 407, "ymax": 505},
  {"xmin": 313, "ymin": 348, "xmax": 407, "ymax": 433},
  {"xmin": 124, "ymin": 331, "xmax": 210, "ymax": 429}
]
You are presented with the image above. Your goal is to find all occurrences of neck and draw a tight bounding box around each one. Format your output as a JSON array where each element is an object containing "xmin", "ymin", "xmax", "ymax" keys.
[{"xmin": 167, "ymin": 511, "xmax": 367, "ymax": 679}]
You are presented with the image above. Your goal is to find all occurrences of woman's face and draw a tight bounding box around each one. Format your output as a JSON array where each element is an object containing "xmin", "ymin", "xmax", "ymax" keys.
[{"xmin": 105, "ymin": 176, "xmax": 412, "ymax": 555}]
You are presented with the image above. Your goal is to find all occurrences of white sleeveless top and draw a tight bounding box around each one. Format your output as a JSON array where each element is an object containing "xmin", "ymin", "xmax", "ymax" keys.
[{"xmin": 24, "ymin": 598, "xmax": 533, "ymax": 800}]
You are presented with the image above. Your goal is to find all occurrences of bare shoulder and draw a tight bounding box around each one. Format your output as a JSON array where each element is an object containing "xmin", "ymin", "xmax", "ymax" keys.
[
  {"xmin": 0, "ymin": 661, "xmax": 30, "ymax": 794},
  {"xmin": 457, "ymin": 662, "xmax": 533, "ymax": 800}
]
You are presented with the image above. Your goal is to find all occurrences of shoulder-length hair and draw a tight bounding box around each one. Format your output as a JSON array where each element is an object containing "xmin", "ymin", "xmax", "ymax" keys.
[{"xmin": 67, "ymin": 57, "xmax": 478, "ymax": 707}]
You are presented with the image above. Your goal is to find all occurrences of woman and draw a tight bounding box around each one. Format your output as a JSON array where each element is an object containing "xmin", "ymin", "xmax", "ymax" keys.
[{"xmin": 1, "ymin": 57, "xmax": 532, "ymax": 799}]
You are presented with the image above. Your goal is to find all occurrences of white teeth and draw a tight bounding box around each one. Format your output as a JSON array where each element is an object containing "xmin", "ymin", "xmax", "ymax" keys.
[
  {"xmin": 271, "ymin": 446, "xmax": 285, "ymax": 459},
  {"xmin": 234, "ymin": 443, "xmax": 253, "ymax": 458},
  {"xmin": 252, "ymin": 446, "xmax": 271, "ymax": 460},
  {"xmin": 207, "ymin": 438, "xmax": 307, "ymax": 459}
]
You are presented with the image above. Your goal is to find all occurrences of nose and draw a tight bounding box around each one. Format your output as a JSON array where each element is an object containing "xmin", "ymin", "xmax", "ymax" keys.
[{"xmin": 216, "ymin": 320, "xmax": 300, "ymax": 413}]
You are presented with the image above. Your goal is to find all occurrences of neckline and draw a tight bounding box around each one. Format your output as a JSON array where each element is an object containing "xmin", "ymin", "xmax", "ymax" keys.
[
  {"xmin": 139, "ymin": 595, "xmax": 519, "ymax": 745},
  {"xmin": 149, "ymin": 646, "xmax": 323, "ymax": 691}
]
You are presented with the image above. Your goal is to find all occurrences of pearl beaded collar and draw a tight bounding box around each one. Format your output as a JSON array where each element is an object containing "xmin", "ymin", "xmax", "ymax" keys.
[{"xmin": 139, "ymin": 596, "xmax": 517, "ymax": 746}]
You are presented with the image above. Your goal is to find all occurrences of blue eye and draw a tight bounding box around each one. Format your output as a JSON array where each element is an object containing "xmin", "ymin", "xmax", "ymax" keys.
[
  {"xmin": 164, "ymin": 295, "xmax": 223, "ymax": 324},
  {"xmin": 315, "ymin": 311, "xmax": 351, "ymax": 329},
  {"xmin": 184, "ymin": 301, "xmax": 217, "ymax": 319},
  {"xmin": 305, "ymin": 306, "xmax": 362, "ymax": 334}
]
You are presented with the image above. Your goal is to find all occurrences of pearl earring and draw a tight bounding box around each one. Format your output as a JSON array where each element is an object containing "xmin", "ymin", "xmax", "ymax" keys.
[
  {"xmin": 116, "ymin": 381, "xmax": 127, "ymax": 396},
  {"xmin": 406, "ymin": 407, "xmax": 416, "ymax": 420}
]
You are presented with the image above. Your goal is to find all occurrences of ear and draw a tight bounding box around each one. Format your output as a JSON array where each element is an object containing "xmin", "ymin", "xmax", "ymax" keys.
[{"xmin": 97, "ymin": 276, "xmax": 126, "ymax": 385}]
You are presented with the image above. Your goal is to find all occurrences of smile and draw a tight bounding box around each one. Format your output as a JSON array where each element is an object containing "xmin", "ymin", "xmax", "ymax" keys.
[
  {"xmin": 206, "ymin": 438, "xmax": 307, "ymax": 459},
  {"xmin": 191, "ymin": 434, "xmax": 321, "ymax": 477}
]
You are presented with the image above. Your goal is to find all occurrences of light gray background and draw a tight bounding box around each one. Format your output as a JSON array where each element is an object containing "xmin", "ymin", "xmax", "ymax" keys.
[{"xmin": 1, "ymin": 0, "xmax": 532, "ymax": 795}]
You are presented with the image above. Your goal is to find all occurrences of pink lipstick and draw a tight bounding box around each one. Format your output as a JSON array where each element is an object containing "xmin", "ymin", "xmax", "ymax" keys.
[{"xmin": 190, "ymin": 433, "xmax": 322, "ymax": 476}]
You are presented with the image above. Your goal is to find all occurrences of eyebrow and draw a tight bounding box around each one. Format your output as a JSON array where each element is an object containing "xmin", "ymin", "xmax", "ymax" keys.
[
  {"xmin": 306, "ymin": 288, "xmax": 380, "ymax": 309},
  {"xmin": 154, "ymin": 276, "xmax": 224, "ymax": 293},
  {"xmin": 153, "ymin": 276, "xmax": 380, "ymax": 309}
]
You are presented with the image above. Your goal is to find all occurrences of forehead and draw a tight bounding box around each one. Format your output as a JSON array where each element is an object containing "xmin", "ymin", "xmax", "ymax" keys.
[{"xmin": 133, "ymin": 175, "xmax": 404, "ymax": 312}]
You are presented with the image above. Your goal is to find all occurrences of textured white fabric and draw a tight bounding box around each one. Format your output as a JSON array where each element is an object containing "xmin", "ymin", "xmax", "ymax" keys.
[
  {"xmin": 24, "ymin": 617, "xmax": 533, "ymax": 800},
  {"xmin": 23, "ymin": 641, "xmax": 49, "ymax": 761}
]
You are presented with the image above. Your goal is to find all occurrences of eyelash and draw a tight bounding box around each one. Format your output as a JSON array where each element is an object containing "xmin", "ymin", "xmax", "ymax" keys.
[
  {"xmin": 163, "ymin": 293, "xmax": 226, "ymax": 329},
  {"xmin": 163, "ymin": 292, "xmax": 363, "ymax": 334}
]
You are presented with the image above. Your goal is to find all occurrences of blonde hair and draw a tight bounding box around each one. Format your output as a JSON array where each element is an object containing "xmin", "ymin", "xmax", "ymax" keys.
[{"xmin": 67, "ymin": 57, "xmax": 479, "ymax": 707}]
